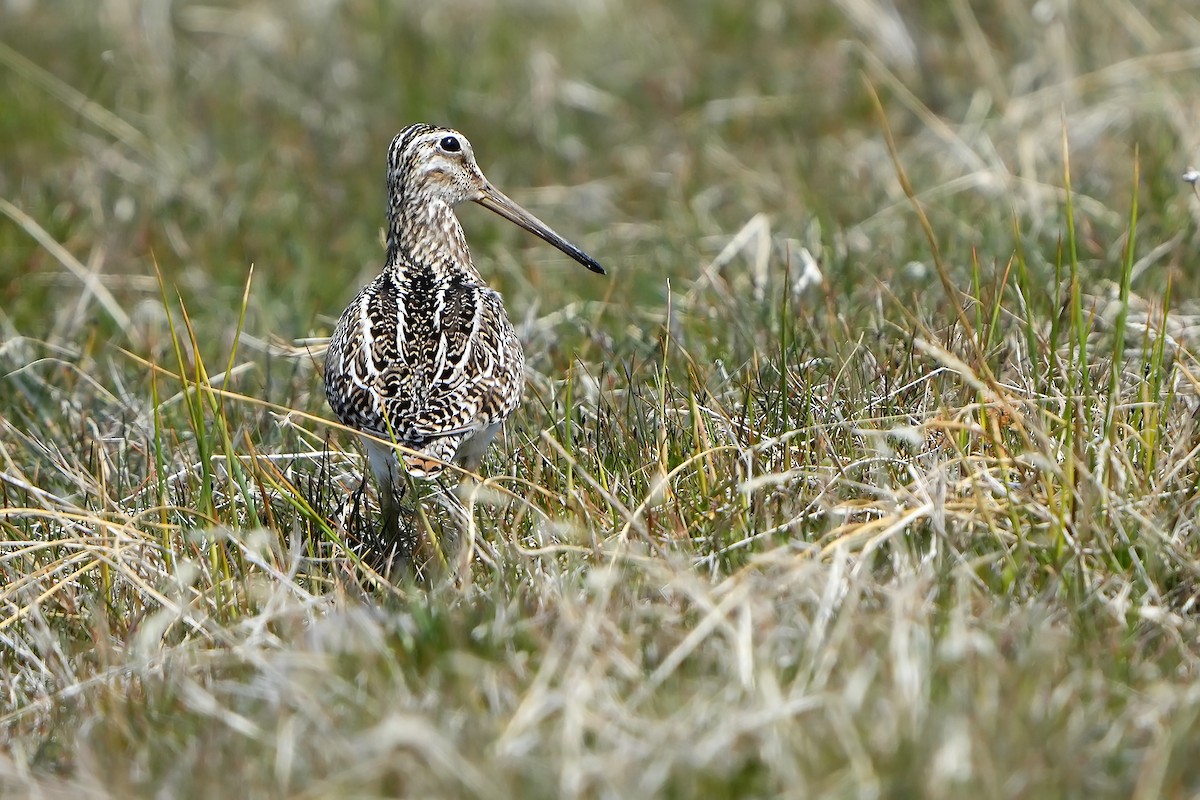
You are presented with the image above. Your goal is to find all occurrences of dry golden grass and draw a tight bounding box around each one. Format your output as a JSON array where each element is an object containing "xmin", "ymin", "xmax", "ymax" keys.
[{"xmin": 4, "ymin": 1, "xmax": 1200, "ymax": 797}]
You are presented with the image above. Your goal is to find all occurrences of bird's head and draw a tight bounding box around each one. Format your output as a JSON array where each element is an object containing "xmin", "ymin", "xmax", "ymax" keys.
[{"xmin": 386, "ymin": 123, "xmax": 606, "ymax": 275}]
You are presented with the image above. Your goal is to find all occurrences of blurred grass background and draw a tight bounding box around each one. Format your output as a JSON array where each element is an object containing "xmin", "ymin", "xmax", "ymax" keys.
[{"xmin": 4, "ymin": 0, "xmax": 1200, "ymax": 797}]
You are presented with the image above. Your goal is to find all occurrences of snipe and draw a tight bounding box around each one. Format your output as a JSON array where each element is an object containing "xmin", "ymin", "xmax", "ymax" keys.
[{"xmin": 324, "ymin": 123, "xmax": 606, "ymax": 538}]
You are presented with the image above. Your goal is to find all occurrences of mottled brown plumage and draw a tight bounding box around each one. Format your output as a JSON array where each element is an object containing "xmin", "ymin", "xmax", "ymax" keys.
[{"xmin": 324, "ymin": 123, "xmax": 606, "ymax": 535}]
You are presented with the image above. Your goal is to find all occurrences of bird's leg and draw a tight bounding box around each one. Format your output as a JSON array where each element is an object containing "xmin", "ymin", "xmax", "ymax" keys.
[
  {"xmin": 362, "ymin": 436, "xmax": 415, "ymax": 554},
  {"xmin": 378, "ymin": 475, "xmax": 402, "ymax": 541},
  {"xmin": 452, "ymin": 422, "xmax": 503, "ymax": 490}
]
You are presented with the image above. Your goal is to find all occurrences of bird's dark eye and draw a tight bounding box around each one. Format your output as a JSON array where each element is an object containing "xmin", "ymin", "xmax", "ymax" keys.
[{"xmin": 440, "ymin": 136, "xmax": 461, "ymax": 153}]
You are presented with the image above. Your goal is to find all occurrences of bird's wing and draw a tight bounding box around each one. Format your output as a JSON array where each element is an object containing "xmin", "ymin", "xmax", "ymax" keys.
[
  {"xmin": 325, "ymin": 268, "xmax": 524, "ymax": 455},
  {"xmin": 392, "ymin": 275, "xmax": 524, "ymax": 441}
]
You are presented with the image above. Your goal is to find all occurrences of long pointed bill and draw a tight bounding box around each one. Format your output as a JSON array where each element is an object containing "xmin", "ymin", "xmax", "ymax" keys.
[{"xmin": 474, "ymin": 184, "xmax": 607, "ymax": 275}]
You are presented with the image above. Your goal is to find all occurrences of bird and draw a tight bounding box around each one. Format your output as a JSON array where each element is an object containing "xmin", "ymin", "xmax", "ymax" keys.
[{"xmin": 323, "ymin": 123, "xmax": 606, "ymax": 541}]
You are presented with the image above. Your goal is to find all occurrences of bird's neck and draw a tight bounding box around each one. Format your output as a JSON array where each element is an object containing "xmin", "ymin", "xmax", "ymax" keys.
[{"xmin": 385, "ymin": 198, "xmax": 482, "ymax": 283}]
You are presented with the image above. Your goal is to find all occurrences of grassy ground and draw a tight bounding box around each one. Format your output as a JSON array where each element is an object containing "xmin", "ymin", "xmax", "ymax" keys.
[{"xmin": 4, "ymin": 0, "xmax": 1200, "ymax": 796}]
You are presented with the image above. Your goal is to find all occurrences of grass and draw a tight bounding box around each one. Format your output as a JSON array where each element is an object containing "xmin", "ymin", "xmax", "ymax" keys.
[{"xmin": 3, "ymin": 0, "xmax": 1200, "ymax": 796}]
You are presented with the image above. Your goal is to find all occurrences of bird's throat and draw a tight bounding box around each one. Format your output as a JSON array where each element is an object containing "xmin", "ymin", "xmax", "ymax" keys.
[{"xmin": 385, "ymin": 199, "xmax": 481, "ymax": 282}]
